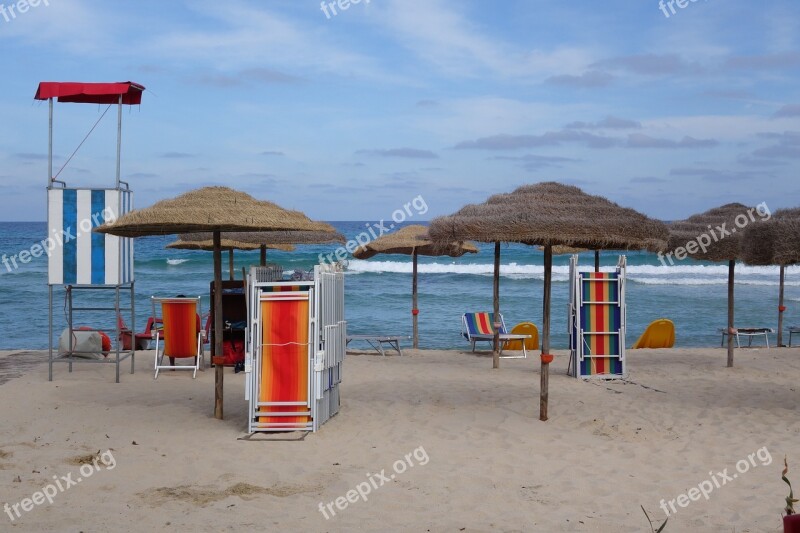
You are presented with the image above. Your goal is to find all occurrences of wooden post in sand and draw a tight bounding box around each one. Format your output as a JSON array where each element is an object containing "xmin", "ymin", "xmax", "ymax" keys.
[
  {"xmin": 778, "ymin": 265, "xmax": 786, "ymax": 347},
  {"xmin": 412, "ymin": 249, "xmax": 419, "ymax": 349},
  {"xmin": 214, "ymin": 231, "xmax": 224, "ymax": 419},
  {"xmin": 492, "ymin": 242, "xmax": 501, "ymax": 369},
  {"xmin": 594, "ymin": 250, "xmax": 600, "ymax": 272},
  {"xmin": 228, "ymin": 249, "xmax": 235, "ymax": 281},
  {"xmin": 260, "ymin": 245, "xmax": 267, "ymax": 266},
  {"xmin": 727, "ymin": 259, "xmax": 735, "ymax": 368},
  {"xmin": 540, "ymin": 244, "xmax": 553, "ymax": 421}
]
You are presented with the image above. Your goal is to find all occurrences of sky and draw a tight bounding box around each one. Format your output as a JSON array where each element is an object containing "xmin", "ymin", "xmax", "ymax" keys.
[{"xmin": 0, "ymin": 0, "xmax": 798, "ymax": 222}]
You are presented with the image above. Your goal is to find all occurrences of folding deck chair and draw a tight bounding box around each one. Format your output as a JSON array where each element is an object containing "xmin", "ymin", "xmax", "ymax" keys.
[
  {"xmin": 346, "ymin": 335, "xmax": 408, "ymax": 356},
  {"xmin": 718, "ymin": 327, "xmax": 773, "ymax": 348},
  {"xmin": 631, "ymin": 319, "xmax": 675, "ymax": 349},
  {"xmin": 569, "ymin": 256, "xmax": 627, "ymax": 379},
  {"xmin": 151, "ymin": 297, "xmax": 203, "ymax": 379},
  {"xmin": 461, "ymin": 312, "xmax": 531, "ymax": 358},
  {"xmin": 117, "ymin": 314, "xmax": 161, "ymax": 351}
]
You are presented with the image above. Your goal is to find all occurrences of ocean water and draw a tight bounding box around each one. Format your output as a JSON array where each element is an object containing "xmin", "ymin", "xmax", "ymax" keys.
[{"xmin": 1, "ymin": 221, "xmax": 798, "ymax": 351}]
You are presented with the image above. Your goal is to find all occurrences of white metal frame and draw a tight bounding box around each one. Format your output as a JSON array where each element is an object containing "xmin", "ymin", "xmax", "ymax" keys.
[{"xmin": 44, "ymin": 87, "xmax": 142, "ymax": 383}]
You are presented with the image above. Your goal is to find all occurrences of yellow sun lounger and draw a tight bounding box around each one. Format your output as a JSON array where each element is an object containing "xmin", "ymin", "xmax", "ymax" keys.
[{"xmin": 631, "ymin": 319, "xmax": 675, "ymax": 349}]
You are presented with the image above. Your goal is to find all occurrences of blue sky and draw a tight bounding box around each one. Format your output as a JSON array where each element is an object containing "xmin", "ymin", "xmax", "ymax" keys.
[{"xmin": 0, "ymin": 0, "xmax": 798, "ymax": 221}]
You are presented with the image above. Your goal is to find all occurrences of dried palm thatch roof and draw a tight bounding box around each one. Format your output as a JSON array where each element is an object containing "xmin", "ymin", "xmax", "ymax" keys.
[
  {"xmin": 538, "ymin": 245, "xmax": 588, "ymax": 255},
  {"xmin": 667, "ymin": 203, "xmax": 763, "ymax": 262},
  {"xmin": 352, "ymin": 225, "xmax": 478, "ymax": 259},
  {"xmin": 178, "ymin": 230, "xmax": 346, "ymax": 246},
  {"xmin": 166, "ymin": 239, "xmax": 294, "ymax": 252},
  {"xmin": 428, "ymin": 182, "xmax": 668, "ymax": 252},
  {"xmin": 741, "ymin": 208, "xmax": 800, "ymax": 266},
  {"xmin": 94, "ymin": 186, "xmax": 333, "ymax": 237}
]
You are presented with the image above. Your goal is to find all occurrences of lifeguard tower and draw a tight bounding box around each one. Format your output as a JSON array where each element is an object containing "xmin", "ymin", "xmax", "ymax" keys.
[{"xmin": 36, "ymin": 82, "xmax": 144, "ymax": 382}]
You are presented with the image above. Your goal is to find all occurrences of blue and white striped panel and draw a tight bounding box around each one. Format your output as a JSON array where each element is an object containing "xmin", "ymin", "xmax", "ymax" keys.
[{"xmin": 47, "ymin": 189, "xmax": 134, "ymax": 286}]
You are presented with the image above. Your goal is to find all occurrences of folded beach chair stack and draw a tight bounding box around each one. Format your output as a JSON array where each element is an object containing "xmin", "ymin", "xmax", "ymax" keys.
[
  {"xmin": 569, "ymin": 255, "xmax": 627, "ymax": 379},
  {"xmin": 245, "ymin": 264, "xmax": 346, "ymax": 433}
]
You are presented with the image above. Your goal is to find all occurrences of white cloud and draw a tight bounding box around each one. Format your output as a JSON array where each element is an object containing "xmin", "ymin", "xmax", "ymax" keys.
[
  {"xmin": 380, "ymin": 0, "xmax": 598, "ymax": 79},
  {"xmin": 0, "ymin": 0, "xmax": 110, "ymax": 54},
  {"xmin": 143, "ymin": 0, "xmax": 397, "ymax": 83}
]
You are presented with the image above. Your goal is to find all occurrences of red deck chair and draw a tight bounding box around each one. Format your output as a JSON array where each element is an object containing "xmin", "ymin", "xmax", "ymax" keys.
[
  {"xmin": 151, "ymin": 297, "xmax": 203, "ymax": 379},
  {"xmin": 117, "ymin": 314, "xmax": 161, "ymax": 351}
]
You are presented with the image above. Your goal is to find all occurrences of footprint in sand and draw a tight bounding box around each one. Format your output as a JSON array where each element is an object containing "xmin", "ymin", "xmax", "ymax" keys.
[{"xmin": 138, "ymin": 481, "xmax": 323, "ymax": 507}]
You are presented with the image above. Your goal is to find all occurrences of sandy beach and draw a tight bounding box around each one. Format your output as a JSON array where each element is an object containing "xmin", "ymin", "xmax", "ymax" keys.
[{"xmin": 0, "ymin": 346, "xmax": 798, "ymax": 532}]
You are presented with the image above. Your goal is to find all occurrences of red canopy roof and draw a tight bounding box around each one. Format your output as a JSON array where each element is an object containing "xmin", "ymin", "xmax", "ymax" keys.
[{"xmin": 34, "ymin": 82, "xmax": 145, "ymax": 105}]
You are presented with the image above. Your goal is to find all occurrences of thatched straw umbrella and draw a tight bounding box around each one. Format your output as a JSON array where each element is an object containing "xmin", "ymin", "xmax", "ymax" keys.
[
  {"xmin": 668, "ymin": 203, "xmax": 770, "ymax": 367},
  {"xmin": 429, "ymin": 182, "xmax": 669, "ymax": 421},
  {"xmin": 95, "ymin": 186, "xmax": 333, "ymax": 420},
  {"xmin": 166, "ymin": 238, "xmax": 294, "ymax": 280},
  {"xmin": 179, "ymin": 230, "xmax": 346, "ymax": 265},
  {"xmin": 352, "ymin": 225, "xmax": 478, "ymax": 349},
  {"xmin": 741, "ymin": 208, "xmax": 800, "ymax": 346}
]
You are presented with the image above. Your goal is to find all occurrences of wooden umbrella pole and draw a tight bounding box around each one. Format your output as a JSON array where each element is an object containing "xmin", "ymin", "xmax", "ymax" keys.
[
  {"xmin": 228, "ymin": 249, "xmax": 234, "ymax": 281},
  {"xmin": 727, "ymin": 259, "xmax": 735, "ymax": 368},
  {"xmin": 594, "ymin": 250, "xmax": 600, "ymax": 272},
  {"xmin": 492, "ymin": 241, "xmax": 501, "ymax": 369},
  {"xmin": 778, "ymin": 265, "xmax": 786, "ymax": 347},
  {"xmin": 412, "ymin": 249, "xmax": 419, "ymax": 349},
  {"xmin": 540, "ymin": 244, "xmax": 552, "ymax": 421},
  {"xmin": 260, "ymin": 245, "xmax": 267, "ymax": 266},
  {"xmin": 214, "ymin": 231, "xmax": 224, "ymax": 419}
]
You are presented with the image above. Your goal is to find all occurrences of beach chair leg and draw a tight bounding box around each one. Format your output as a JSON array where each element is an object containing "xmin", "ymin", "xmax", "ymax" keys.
[
  {"xmin": 471, "ymin": 340, "xmax": 476, "ymax": 353},
  {"xmin": 367, "ymin": 339, "xmax": 384, "ymax": 356}
]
